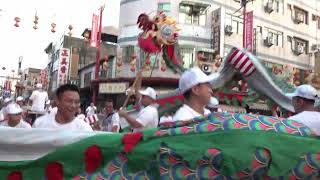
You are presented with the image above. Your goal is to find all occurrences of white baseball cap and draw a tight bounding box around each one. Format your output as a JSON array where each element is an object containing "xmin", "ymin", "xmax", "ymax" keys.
[
  {"xmin": 6, "ymin": 103, "xmax": 23, "ymax": 114},
  {"xmin": 286, "ymin": 84, "xmax": 318, "ymax": 100},
  {"xmin": 207, "ymin": 97, "xmax": 219, "ymax": 108},
  {"xmin": 179, "ymin": 67, "xmax": 216, "ymax": 94},
  {"xmin": 36, "ymin": 83, "xmax": 43, "ymax": 88},
  {"xmin": 139, "ymin": 87, "xmax": 157, "ymax": 100},
  {"xmin": 4, "ymin": 98, "xmax": 12, "ymax": 104},
  {"xmin": 16, "ymin": 96, "xmax": 24, "ymax": 102}
]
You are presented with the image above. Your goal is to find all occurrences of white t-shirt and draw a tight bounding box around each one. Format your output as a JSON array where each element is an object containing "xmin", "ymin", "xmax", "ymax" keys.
[
  {"xmin": 159, "ymin": 115, "xmax": 174, "ymax": 124},
  {"xmin": 29, "ymin": 90, "xmax": 48, "ymax": 112},
  {"xmin": 173, "ymin": 104, "xmax": 211, "ymax": 122},
  {"xmin": 133, "ymin": 104, "xmax": 158, "ymax": 132},
  {"xmin": 86, "ymin": 106, "xmax": 97, "ymax": 116},
  {"xmin": 101, "ymin": 112, "xmax": 120, "ymax": 132},
  {"xmin": 33, "ymin": 112, "xmax": 93, "ymax": 131},
  {"xmin": 0, "ymin": 119, "xmax": 31, "ymax": 128},
  {"xmin": 288, "ymin": 111, "xmax": 320, "ymax": 135}
]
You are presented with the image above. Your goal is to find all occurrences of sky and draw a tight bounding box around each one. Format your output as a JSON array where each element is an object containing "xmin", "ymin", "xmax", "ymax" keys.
[{"xmin": 0, "ymin": 0, "xmax": 120, "ymax": 77}]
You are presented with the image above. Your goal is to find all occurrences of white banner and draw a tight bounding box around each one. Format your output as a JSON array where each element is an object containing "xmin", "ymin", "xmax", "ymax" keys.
[{"xmin": 57, "ymin": 48, "xmax": 70, "ymax": 86}]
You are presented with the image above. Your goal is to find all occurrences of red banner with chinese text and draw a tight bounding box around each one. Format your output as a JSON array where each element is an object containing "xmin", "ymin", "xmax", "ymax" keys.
[
  {"xmin": 57, "ymin": 48, "xmax": 70, "ymax": 86},
  {"xmin": 90, "ymin": 14, "xmax": 99, "ymax": 48},
  {"xmin": 245, "ymin": 11, "xmax": 254, "ymax": 52}
]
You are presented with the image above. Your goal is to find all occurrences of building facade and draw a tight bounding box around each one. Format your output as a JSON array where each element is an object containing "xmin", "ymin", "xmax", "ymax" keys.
[{"xmin": 119, "ymin": 0, "xmax": 320, "ymax": 86}]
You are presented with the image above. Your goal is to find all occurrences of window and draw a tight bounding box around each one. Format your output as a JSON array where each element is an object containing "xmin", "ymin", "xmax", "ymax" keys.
[
  {"xmin": 158, "ymin": 3, "xmax": 171, "ymax": 13},
  {"xmin": 264, "ymin": 27, "xmax": 283, "ymax": 47},
  {"xmin": 264, "ymin": 0, "xmax": 283, "ymax": 14},
  {"xmin": 179, "ymin": 3, "xmax": 208, "ymax": 26},
  {"xmin": 180, "ymin": 47, "xmax": 194, "ymax": 68},
  {"xmin": 84, "ymin": 72, "xmax": 92, "ymax": 87},
  {"xmin": 293, "ymin": 7, "xmax": 308, "ymax": 25},
  {"xmin": 274, "ymin": 0, "xmax": 284, "ymax": 14},
  {"xmin": 294, "ymin": 38, "xmax": 308, "ymax": 54},
  {"xmin": 226, "ymin": 14, "xmax": 243, "ymax": 35}
]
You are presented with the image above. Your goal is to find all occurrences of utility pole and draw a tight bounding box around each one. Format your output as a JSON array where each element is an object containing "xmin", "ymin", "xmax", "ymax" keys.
[{"xmin": 92, "ymin": 5, "xmax": 104, "ymax": 105}]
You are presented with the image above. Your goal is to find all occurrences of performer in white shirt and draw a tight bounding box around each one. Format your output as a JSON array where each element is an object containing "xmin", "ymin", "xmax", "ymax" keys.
[
  {"xmin": 173, "ymin": 67, "xmax": 215, "ymax": 122},
  {"xmin": 287, "ymin": 84, "xmax": 320, "ymax": 135},
  {"xmin": 33, "ymin": 84, "xmax": 93, "ymax": 131},
  {"xmin": 85, "ymin": 102, "xmax": 97, "ymax": 117},
  {"xmin": 118, "ymin": 72, "xmax": 159, "ymax": 132},
  {"xmin": 29, "ymin": 83, "xmax": 49, "ymax": 113},
  {"xmin": 0, "ymin": 103, "xmax": 31, "ymax": 128}
]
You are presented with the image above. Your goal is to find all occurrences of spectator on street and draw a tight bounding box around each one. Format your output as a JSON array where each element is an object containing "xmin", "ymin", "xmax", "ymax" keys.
[
  {"xmin": 0, "ymin": 103, "xmax": 31, "ymax": 128},
  {"xmin": 86, "ymin": 102, "xmax": 97, "ymax": 117},
  {"xmin": 100, "ymin": 99, "xmax": 120, "ymax": 133},
  {"xmin": 0, "ymin": 98, "xmax": 12, "ymax": 122},
  {"xmin": 29, "ymin": 83, "xmax": 48, "ymax": 113}
]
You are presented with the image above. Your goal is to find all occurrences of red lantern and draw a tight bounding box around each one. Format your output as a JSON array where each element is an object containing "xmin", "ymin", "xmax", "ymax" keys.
[
  {"xmin": 14, "ymin": 17, "xmax": 20, "ymax": 27},
  {"xmin": 68, "ymin": 24, "xmax": 73, "ymax": 36},
  {"xmin": 51, "ymin": 23, "xmax": 56, "ymax": 33}
]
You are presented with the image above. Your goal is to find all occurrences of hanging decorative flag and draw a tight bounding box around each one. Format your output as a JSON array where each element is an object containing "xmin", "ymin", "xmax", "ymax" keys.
[
  {"xmin": 90, "ymin": 14, "xmax": 99, "ymax": 47},
  {"xmin": 14, "ymin": 17, "xmax": 20, "ymax": 27}
]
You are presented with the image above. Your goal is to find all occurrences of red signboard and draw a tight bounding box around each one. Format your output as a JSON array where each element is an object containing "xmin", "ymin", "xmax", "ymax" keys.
[
  {"xmin": 90, "ymin": 14, "xmax": 99, "ymax": 48},
  {"xmin": 245, "ymin": 11, "xmax": 254, "ymax": 52}
]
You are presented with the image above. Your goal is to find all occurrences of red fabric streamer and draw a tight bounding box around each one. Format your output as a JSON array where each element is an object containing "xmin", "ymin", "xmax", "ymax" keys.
[
  {"xmin": 45, "ymin": 162, "xmax": 63, "ymax": 180},
  {"xmin": 122, "ymin": 132, "xmax": 143, "ymax": 153},
  {"xmin": 7, "ymin": 171, "xmax": 22, "ymax": 180},
  {"xmin": 166, "ymin": 45, "xmax": 179, "ymax": 65},
  {"xmin": 84, "ymin": 145, "xmax": 103, "ymax": 173}
]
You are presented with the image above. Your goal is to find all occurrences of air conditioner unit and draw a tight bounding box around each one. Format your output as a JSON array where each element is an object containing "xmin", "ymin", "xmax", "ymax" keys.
[
  {"xmin": 264, "ymin": 2, "xmax": 274, "ymax": 13},
  {"xmin": 311, "ymin": 44, "xmax": 320, "ymax": 51},
  {"xmin": 264, "ymin": 37, "xmax": 274, "ymax": 47},
  {"xmin": 294, "ymin": 12, "xmax": 304, "ymax": 24},
  {"xmin": 225, "ymin": 25, "xmax": 233, "ymax": 36},
  {"xmin": 294, "ymin": 45, "xmax": 304, "ymax": 55}
]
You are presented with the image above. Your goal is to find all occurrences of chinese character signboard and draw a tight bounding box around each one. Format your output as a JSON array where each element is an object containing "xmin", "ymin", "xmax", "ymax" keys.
[
  {"xmin": 245, "ymin": 11, "xmax": 254, "ymax": 52},
  {"xmin": 57, "ymin": 48, "xmax": 70, "ymax": 86},
  {"xmin": 90, "ymin": 14, "xmax": 99, "ymax": 48},
  {"xmin": 70, "ymin": 47, "xmax": 79, "ymax": 80},
  {"xmin": 211, "ymin": 7, "xmax": 225, "ymax": 57},
  {"xmin": 99, "ymin": 83, "xmax": 128, "ymax": 94}
]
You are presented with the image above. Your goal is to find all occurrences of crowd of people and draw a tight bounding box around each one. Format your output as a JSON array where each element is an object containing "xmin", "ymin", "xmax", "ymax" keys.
[{"xmin": 0, "ymin": 67, "xmax": 319, "ymax": 134}]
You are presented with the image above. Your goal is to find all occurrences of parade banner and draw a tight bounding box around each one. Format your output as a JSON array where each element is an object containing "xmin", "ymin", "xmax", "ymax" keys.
[
  {"xmin": 57, "ymin": 48, "xmax": 70, "ymax": 86},
  {"xmin": 0, "ymin": 113, "xmax": 319, "ymax": 179},
  {"xmin": 245, "ymin": 11, "xmax": 254, "ymax": 52},
  {"xmin": 90, "ymin": 14, "xmax": 99, "ymax": 48}
]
